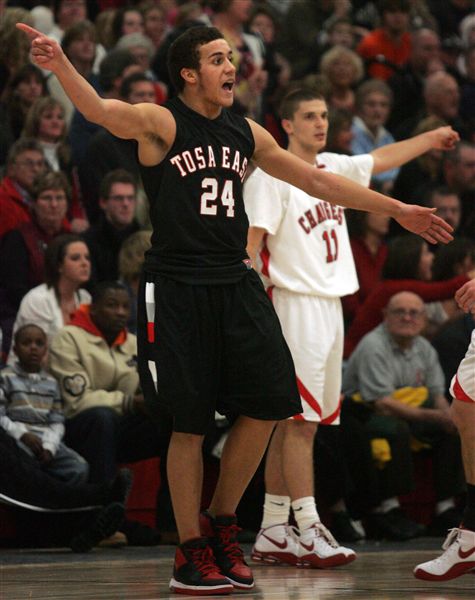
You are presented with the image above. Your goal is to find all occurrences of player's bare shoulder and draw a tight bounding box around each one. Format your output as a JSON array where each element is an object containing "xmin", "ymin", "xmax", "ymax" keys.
[{"xmin": 136, "ymin": 103, "xmax": 177, "ymax": 166}]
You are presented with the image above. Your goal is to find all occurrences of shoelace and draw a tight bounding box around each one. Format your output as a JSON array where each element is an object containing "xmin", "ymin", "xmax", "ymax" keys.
[
  {"xmin": 188, "ymin": 545, "xmax": 221, "ymax": 577},
  {"xmin": 312, "ymin": 522, "xmax": 340, "ymax": 549},
  {"xmin": 216, "ymin": 524, "xmax": 245, "ymax": 563},
  {"xmin": 442, "ymin": 528, "xmax": 461, "ymax": 551}
]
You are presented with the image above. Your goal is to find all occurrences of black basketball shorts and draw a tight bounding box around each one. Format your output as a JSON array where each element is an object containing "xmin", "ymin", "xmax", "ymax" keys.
[{"xmin": 137, "ymin": 269, "xmax": 302, "ymax": 434}]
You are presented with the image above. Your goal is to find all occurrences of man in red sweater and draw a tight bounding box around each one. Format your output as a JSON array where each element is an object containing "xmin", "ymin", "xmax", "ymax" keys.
[{"xmin": 0, "ymin": 138, "xmax": 47, "ymax": 239}]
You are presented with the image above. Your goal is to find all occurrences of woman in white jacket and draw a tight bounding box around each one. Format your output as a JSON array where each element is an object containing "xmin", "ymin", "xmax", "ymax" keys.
[{"xmin": 11, "ymin": 233, "xmax": 91, "ymax": 357}]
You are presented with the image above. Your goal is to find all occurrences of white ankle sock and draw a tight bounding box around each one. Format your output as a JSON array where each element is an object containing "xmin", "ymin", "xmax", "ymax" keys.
[
  {"xmin": 261, "ymin": 494, "xmax": 291, "ymax": 529},
  {"xmin": 291, "ymin": 496, "xmax": 319, "ymax": 532}
]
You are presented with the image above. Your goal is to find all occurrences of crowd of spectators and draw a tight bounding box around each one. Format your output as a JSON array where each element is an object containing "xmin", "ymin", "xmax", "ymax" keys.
[{"xmin": 1, "ymin": 0, "xmax": 475, "ymax": 547}]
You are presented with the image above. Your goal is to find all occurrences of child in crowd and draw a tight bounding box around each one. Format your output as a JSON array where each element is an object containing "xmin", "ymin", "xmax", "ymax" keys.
[{"xmin": 0, "ymin": 323, "xmax": 88, "ymax": 485}]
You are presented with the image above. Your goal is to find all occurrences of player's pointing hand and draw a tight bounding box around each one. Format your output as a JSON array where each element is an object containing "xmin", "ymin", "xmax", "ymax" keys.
[
  {"xmin": 396, "ymin": 205, "xmax": 454, "ymax": 245},
  {"xmin": 16, "ymin": 23, "xmax": 64, "ymax": 72}
]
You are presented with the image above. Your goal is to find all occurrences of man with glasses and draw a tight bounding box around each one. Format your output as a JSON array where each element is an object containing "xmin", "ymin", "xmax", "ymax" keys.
[
  {"xmin": 83, "ymin": 169, "xmax": 140, "ymax": 283},
  {"xmin": 0, "ymin": 138, "xmax": 47, "ymax": 239},
  {"xmin": 342, "ymin": 291, "xmax": 464, "ymax": 540}
]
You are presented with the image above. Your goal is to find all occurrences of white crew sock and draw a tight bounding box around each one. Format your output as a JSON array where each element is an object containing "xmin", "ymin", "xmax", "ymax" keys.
[
  {"xmin": 261, "ymin": 494, "xmax": 291, "ymax": 529},
  {"xmin": 291, "ymin": 496, "xmax": 320, "ymax": 532}
]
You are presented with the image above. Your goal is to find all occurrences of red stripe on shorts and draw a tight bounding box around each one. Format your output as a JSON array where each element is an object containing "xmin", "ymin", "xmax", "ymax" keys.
[
  {"xmin": 296, "ymin": 377, "xmax": 322, "ymax": 418},
  {"xmin": 147, "ymin": 322, "xmax": 155, "ymax": 343},
  {"xmin": 260, "ymin": 234, "xmax": 270, "ymax": 278},
  {"xmin": 452, "ymin": 376, "xmax": 475, "ymax": 403}
]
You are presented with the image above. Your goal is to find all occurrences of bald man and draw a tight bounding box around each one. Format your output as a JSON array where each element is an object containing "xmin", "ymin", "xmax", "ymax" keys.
[{"xmin": 343, "ymin": 291, "xmax": 464, "ymax": 541}]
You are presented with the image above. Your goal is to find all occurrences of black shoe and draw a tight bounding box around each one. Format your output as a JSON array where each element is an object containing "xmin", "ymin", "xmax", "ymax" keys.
[
  {"xmin": 366, "ymin": 508, "xmax": 425, "ymax": 541},
  {"xmin": 70, "ymin": 502, "xmax": 125, "ymax": 553},
  {"xmin": 427, "ymin": 507, "xmax": 463, "ymax": 537},
  {"xmin": 330, "ymin": 511, "xmax": 365, "ymax": 543},
  {"xmin": 119, "ymin": 518, "xmax": 161, "ymax": 546}
]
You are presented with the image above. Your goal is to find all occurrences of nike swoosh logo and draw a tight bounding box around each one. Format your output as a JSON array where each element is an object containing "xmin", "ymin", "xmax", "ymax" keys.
[
  {"xmin": 300, "ymin": 541, "xmax": 314, "ymax": 552},
  {"xmin": 270, "ymin": 501, "xmax": 285, "ymax": 506},
  {"xmin": 262, "ymin": 534, "xmax": 288, "ymax": 549},
  {"xmin": 458, "ymin": 546, "xmax": 475, "ymax": 559},
  {"xmin": 294, "ymin": 507, "xmax": 303, "ymax": 511}
]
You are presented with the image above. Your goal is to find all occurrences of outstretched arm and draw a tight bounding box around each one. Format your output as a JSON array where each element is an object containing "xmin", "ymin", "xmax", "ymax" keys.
[
  {"xmin": 371, "ymin": 127, "xmax": 459, "ymax": 174},
  {"xmin": 17, "ymin": 23, "xmax": 172, "ymax": 144},
  {"xmin": 248, "ymin": 120, "xmax": 453, "ymax": 245}
]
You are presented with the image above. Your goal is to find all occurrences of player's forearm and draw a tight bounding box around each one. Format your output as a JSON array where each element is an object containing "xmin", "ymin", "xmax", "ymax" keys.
[
  {"xmin": 52, "ymin": 55, "xmax": 107, "ymax": 125},
  {"xmin": 371, "ymin": 132, "xmax": 433, "ymax": 174},
  {"xmin": 309, "ymin": 169, "xmax": 404, "ymax": 218}
]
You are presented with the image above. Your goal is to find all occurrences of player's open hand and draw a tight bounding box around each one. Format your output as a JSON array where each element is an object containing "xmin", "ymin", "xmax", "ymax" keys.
[
  {"xmin": 455, "ymin": 279, "xmax": 475, "ymax": 313},
  {"xmin": 430, "ymin": 126, "xmax": 460, "ymax": 151},
  {"xmin": 395, "ymin": 204, "xmax": 453, "ymax": 244},
  {"xmin": 16, "ymin": 23, "xmax": 64, "ymax": 72}
]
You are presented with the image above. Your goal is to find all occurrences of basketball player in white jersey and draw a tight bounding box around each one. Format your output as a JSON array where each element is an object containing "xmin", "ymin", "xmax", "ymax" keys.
[
  {"xmin": 244, "ymin": 88, "xmax": 460, "ymax": 568},
  {"xmin": 414, "ymin": 278, "xmax": 475, "ymax": 581}
]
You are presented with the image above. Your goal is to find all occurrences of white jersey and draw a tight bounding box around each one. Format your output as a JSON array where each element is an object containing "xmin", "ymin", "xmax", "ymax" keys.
[
  {"xmin": 450, "ymin": 328, "xmax": 475, "ymax": 403},
  {"xmin": 244, "ymin": 152, "xmax": 374, "ymax": 297}
]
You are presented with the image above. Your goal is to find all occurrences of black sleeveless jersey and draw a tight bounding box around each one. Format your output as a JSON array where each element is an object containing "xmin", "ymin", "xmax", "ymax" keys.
[{"xmin": 139, "ymin": 96, "xmax": 255, "ymax": 284}]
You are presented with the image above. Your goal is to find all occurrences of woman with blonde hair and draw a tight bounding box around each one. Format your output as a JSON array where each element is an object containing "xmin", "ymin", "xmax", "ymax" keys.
[
  {"xmin": 319, "ymin": 45, "xmax": 364, "ymax": 112},
  {"xmin": 118, "ymin": 230, "xmax": 151, "ymax": 334},
  {"xmin": 22, "ymin": 96, "xmax": 88, "ymax": 232}
]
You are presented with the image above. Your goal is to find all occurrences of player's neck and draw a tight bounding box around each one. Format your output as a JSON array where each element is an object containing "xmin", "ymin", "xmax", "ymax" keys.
[
  {"xmin": 287, "ymin": 140, "xmax": 318, "ymax": 166},
  {"xmin": 179, "ymin": 91, "xmax": 223, "ymax": 120}
]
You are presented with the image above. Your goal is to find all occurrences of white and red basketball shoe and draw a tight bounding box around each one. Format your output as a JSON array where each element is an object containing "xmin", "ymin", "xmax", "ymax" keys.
[{"xmin": 414, "ymin": 528, "xmax": 475, "ymax": 581}]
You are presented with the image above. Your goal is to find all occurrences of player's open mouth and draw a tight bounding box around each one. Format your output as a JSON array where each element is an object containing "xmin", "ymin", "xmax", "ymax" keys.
[{"xmin": 222, "ymin": 82, "xmax": 234, "ymax": 91}]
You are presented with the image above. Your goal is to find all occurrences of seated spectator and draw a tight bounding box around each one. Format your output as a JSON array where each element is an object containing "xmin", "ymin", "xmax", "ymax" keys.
[
  {"xmin": 387, "ymin": 28, "xmax": 441, "ymax": 134},
  {"xmin": 0, "ymin": 138, "xmax": 48, "ymax": 239},
  {"xmin": 425, "ymin": 237, "xmax": 475, "ymax": 339},
  {"xmin": 442, "ymin": 142, "xmax": 475, "ymax": 236},
  {"xmin": 77, "ymin": 72, "xmax": 156, "ymax": 218},
  {"xmin": 325, "ymin": 108, "xmax": 354, "ymax": 155},
  {"xmin": 344, "ymin": 235, "xmax": 473, "ymax": 358},
  {"xmin": 319, "ymin": 45, "xmax": 364, "ymax": 113},
  {"xmin": 47, "ymin": 20, "xmax": 101, "ymax": 126},
  {"xmin": 11, "ymin": 234, "xmax": 91, "ymax": 355},
  {"xmin": 118, "ymin": 230, "xmax": 151, "ymax": 334},
  {"xmin": 115, "ymin": 32, "xmax": 157, "ymax": 82},
  {"xmin": 110, "ymin": 5, "xmax": 145, "ymax": 47},
  {"xmin": 342, "ymin": 210, "xmax": 389, "ymax": 326},
  {"xmin": 49, "ymin": 0, "xmax": 88, "ymax": 43},
  {"xmin": 0, "ymin": 7, "xmax": 34, "ymax": 98},
  {"xmin": 392, "ymin": 116, "xmax": 449, "ymax": 204},
  {"xmin": 49, "ymin": 280, "xmax": 165, "ymax": 479},
  {"xmin": 426, "ymin": 186, "xmax": 462, "ymax": 234},
  {"xmin": 0, "ymin": 64, "xmax": 47, "ymax": 166},
  {"xmin": 460, "ymin": 44, "xmax": 475, "ymax": 133},
  {"xmin": 0, "ymin": 324, "xmax": 88, "ymax": 485},
  {"xmin": 342, "ymin": 291, "xmax": 465, "ymax": 539},
  {"xmin": 356, "ymin": 0, "xmax": 412, "ymax": 81},
  {"xmin": 351, "ymin": 79, "xmax": 399, "ymax": 194},
  {"xmin": 0, "ymin": 172, "xmax": 71, "ymax": 355},
  {"xmin": 83, "ymin": 169, "xmax": 141, "ymax": 284},
  {"xmin": 68, "ymin": 48, "xmax": 139, "ymax": 168},
  {"xmin": 48, "ymin": 280, "xmax": 166, "ymax": 544},
  {"xmin": 0, "ymin": 424, "xmax": 131, "ymax": 552},
  {"xmin": 21, "ymin": 96, "xmax": 88, "ymax": 232},
  {"xmin": 141, "ymin": 2, "xmax": 168, "ymax": 51}
]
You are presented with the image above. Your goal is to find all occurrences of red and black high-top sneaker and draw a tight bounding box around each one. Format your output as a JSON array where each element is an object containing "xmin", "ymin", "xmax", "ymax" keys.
[
  {"xmin": 169, "ymin": 536, "xmax": 233, "ymax": 596},
  {"xmin": 200, "ymin": 512, "xmax": 255, "ymax": 590}
]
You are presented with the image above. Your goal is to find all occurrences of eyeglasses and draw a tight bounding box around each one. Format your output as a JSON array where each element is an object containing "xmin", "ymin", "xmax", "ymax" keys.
[
  {"xmin": 15, "ymin": 159, "xmax": 46, "ymax": 169},
  {"xmin": 37, "ymin": 193, "xmax": 68, "ymax": 203},
  {"xmin": 387, "ymin": 308, "xmax": 425, "ymax": 319},
  {"xmin": 108, "ymin": 195, "xmax": 136, "ymax": 202}
]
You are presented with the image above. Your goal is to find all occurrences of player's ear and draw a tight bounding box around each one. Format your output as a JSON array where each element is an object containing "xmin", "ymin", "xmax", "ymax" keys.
[
  {"xmin": 181, "ymin": 67, "xmax": 198, "ymax": 85},
  {"xmin": 281, "ymin": 118, "xmax": 293, "ymax": 136}
]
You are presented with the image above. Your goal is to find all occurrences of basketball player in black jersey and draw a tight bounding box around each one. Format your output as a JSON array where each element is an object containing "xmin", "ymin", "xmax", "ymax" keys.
[{"xmin": 18, "ymin": 22, "xmax": 455, "ymax": 596}]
